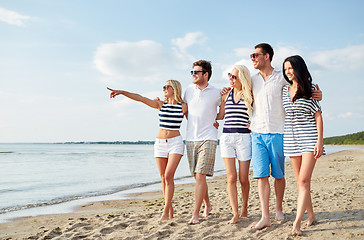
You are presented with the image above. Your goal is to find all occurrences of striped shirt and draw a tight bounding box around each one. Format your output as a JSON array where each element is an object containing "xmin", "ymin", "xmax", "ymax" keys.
[
  {"xmin": 159, "ymin": 102, "xmax": 183, "ymax": 130},
  {"xmin": 223, "ymin": 88, "xmax": 250, "ymax": 133},
  {"xmin": 282, "ymin": 84, "xmax": 322, "ymax": 155}
]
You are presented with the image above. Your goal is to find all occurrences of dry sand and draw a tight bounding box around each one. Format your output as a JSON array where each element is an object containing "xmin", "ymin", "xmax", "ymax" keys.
[{"xmin": 1, "ymin": 148, "xmax": 363, "ymax": 239}]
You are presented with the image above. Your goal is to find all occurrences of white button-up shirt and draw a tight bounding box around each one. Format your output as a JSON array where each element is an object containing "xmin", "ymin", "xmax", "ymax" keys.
[
  {"xmin": 250, "ymin": 69, "xmax": 288, "ymax": 134},
  {"xmin": 183, "ymin": 84, "xmax": 221, "ymax": 141}
]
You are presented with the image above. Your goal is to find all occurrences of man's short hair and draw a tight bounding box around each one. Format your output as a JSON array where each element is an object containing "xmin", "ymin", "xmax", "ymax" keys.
[
  {"xmin": 255, "ymin": 43, "xmax": 274, "ymax": 62},
  {"xmin": 193, "ymin": 60, "xmax": 212, "ymax": 81}
]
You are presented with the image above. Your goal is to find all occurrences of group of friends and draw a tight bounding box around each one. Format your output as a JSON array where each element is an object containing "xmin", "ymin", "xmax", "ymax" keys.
[{"xmin": 107, "ymin": 43, "xmax": 324, "ymax": 236}]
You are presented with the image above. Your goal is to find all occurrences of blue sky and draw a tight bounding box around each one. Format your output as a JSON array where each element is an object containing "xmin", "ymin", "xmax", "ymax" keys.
[{"xmin": 0, "ymin": 0, "xmax": 363, "ymax": 143}]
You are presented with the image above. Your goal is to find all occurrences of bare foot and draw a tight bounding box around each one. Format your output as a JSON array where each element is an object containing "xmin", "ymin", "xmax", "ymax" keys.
[
  {"xmin": 188, "ymin": 214, "xmax": 200, "ymax": 225},
  {"xmin": 289, "ymin": 229, "xmax": 302, "ymax": 236},
  {"xmin": 275, "ymin": 211, "xmax": 285, "ymax": 221},
  {"xmin": 291, "ymin": 221, "xmax": 302, "ymax": 236},
  {"xmin": 227, "ymin": 216, "xmax": 240, "ymax": 224},
  {"xmin": 202, "ymin": 205, "xmax": 212, "ymax": 218},
  {"xmin": 240, "ymin": 207, "xmax": 248, "ymax": 218},
  {"xmin": 159, "ymin": 213, "xmax": 169, "ymax": 221},
  {"xmin": 304, "ymin": 218, "xmax": 317, "ymax": 226},
  {"xmin": 251, "ymin": 217, "xmax": 272, "ymax": 230},
  {"xmin": 169, "ymin": 207, "xmax": 174, "ymax": 219}
]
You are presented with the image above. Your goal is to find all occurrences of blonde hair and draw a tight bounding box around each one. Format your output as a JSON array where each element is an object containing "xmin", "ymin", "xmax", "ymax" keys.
[
  {"xmin": 164, "ymin": 79, "xmax": 184, "ymax": 103},
  {"xmin": 234, "ymin": 65, "xmax": 254, "ymax": 115}
]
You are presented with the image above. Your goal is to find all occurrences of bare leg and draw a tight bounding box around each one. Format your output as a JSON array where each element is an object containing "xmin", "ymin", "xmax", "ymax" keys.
[
  {"xmin": 156, "ymin": 157, "xmax": 168, "ymax": 220},
  {"xmin": 290, "ymin": 155, "xmax": 317, "ymax": 228},
  {"xmin": 274, "ymin": 177, "xmax": 285, "ymax": 220},
  {"xmin": 156, "ymin": 154, "xmax": 182, "ymax": 221},
  {"xmin": 189, "ymin": 173, "xmax": 209, "ymax": 224},
  {"xmin": 224, "ymin": 158, "xmax": 239, "ymax": 224},
  {"xmin": 202, "ymin": 183, "xmax": 212, "ymax": 218},
  {"xmin": 238, "ymin": 160, "xmax": 250, "ymax": 218},
  {"xmin": 303, "ymin": 195, "xmax": 317, "ymax": 226},
  {"xmin": 252, "ymin": 176, "xmax": 272, "ymax": 230},
  {"xmin": 290, "ymin": 154, "xmax": 317, "ymax": 234}
]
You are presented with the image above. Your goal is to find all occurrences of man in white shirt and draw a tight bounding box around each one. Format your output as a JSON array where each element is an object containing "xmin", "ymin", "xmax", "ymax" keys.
[
  {"xmin": 183, "ymin": 60, "xmax": 222, "ymax": 224},
  {"xmin": 250, "ymin": 43, "xmax": 322, "ymax": 230},
  {"xmin": 250, "ymin": 43, "xmax": 286, "ymax": 230}
]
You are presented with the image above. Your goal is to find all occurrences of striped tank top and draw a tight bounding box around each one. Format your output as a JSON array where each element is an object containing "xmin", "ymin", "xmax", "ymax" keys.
[
  {"xmin": 159, "ymin": 102, "xmax": 183, "ymax": 130},
  {"xmin": 223, "ymin": 88, "xmax": 250, "ymax": 133}
]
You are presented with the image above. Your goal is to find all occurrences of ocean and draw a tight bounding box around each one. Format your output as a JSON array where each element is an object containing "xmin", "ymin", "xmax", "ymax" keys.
[{"xmin": 0, "ymin": 143, "xmax": 358, "ymax": 223}]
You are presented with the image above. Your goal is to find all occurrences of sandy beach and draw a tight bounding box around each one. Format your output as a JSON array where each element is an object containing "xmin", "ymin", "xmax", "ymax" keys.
[{"xmin": 1, "ymin": 148, "xmax": 363, "ymax": 240}]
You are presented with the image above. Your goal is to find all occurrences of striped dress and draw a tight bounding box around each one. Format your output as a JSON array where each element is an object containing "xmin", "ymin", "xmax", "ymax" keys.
[
  {"xmin": 159, "ymin": 102, "xmax": 183, "ymax": 130},
  {"xmin": 282, "ymin": 84, "xmax": 322, "ymax": 156},
  {"xmin": 223, "ymin": 88, "xmax": 250, "ymax": 133}
]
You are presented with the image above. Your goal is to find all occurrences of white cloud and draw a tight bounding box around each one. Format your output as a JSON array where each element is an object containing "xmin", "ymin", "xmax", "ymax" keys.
[
  {"xmin": 310, "ymin": 44, "xmax": 364, "ymax": 72},
  {"xmin": 93, "ymin": 40, "xmax": 171, "ymax": 82},
  {"xmin": 0, "ymin": 7, "xmax": 32, "ymax": 26},
  {"xmin": 338, "ymin": 112, "xmax": 353, "ymax": 119},
  {"xmin": 234, "ymin": 48, "xmax": 251, "ymax": 58},
  {"xmin": 94, "ymin": 33, "xmax": 208, "ymax": 83},
  {"xmin": 171, "ymin": 32, "xmax": 207, "ymax": 53},
  {"xmin": 337, "ymin": 112, "xmax": 364, "ymax": 119},
  {"xmin": 171, "ymin": 32, "xmax": 208, "ymax": 69},
  {"xmin": 272, "ymin": 45, "xmax": 302, "ymax": 69}
]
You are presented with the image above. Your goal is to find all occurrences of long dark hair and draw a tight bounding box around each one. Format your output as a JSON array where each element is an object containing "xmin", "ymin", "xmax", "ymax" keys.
[{"xmin": 283, "ymin": 55, "xmax": 312, "ymax": 102}]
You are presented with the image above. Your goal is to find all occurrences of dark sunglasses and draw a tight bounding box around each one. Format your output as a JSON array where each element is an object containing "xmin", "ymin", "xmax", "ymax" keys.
[
  {"xmin": 250, "ymin": 53, "xmax": 264, "ymax": 59},
  {"xmin": 190, "ymin": 70, "xmax": 205, "ymax": 75},
  {"xmin": 163, "ymin": 85, "xmax": 172, "ymax": 90},
  {"xmin": 228, "ymin": 73, "xmax": 238, "ymax": 80}
]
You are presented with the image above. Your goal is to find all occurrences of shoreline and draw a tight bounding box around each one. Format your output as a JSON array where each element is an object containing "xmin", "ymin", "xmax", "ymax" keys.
[
  {"xmin": 0, "ymin": 167, "xmax": 227, "ymax": 225},
  {"xmin": 1, "ymin": 149, "xmax": 363, "ymax": 239},
  {"xmin": 1, "ymin": 145, "xmax": 361, "ymax": 221}
]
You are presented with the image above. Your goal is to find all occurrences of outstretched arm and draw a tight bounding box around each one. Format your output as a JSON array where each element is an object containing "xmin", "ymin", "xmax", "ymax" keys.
[
  {"xmin": 107, "ymin": 87, "xmax": 161, "ymax": 109},
  {"xmin": 314, "ymin": 110, "xmax": 324, "ymax": 159}
]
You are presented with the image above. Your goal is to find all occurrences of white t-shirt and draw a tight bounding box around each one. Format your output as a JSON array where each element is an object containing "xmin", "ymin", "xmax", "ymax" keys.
[
  {"xmin": 250, "ymin": 69, "xmax": 288, "ymax": 134},
  {"xmin": 183, "ymin": 84, "xmax": 221, "ymax": 141}
]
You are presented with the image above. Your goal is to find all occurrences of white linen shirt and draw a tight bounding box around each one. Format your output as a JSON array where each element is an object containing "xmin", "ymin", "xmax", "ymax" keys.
[
  {"xmin": 183, "ymin": 84, "xmax": 221, "ymax": 141},
  {"xmin": 250, "ymin": 69, "xmax": 288, "ymax": 134}
]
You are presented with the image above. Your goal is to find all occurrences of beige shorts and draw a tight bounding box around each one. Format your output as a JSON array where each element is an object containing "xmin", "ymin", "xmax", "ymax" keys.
[{"xmin": 186, "ymin": 140, "xmax": 217, "ymax": 177}]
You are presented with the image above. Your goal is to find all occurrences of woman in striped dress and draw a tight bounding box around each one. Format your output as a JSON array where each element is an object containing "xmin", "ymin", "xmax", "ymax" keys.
[
  {"xmin": 107, "ymin": 80, "xmax": 188, "ymax": 221},
  {"xmin": 282, "ymin": 55, "xmax": 324, "ymax": 236},
  {"xmin": 216, "ymin": 65, "xmax": 253, "ymax": 224}
]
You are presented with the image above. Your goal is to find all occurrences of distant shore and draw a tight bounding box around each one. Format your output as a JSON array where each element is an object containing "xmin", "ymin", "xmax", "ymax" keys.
[{"xmin": 1, "ymin": 148, "xmax": 363, "ymax": 239}]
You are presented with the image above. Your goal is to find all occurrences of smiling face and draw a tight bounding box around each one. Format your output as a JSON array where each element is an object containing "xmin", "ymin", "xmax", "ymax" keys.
[
  {"xmin": 251, "ymin": 48, "xmax": 267, "ymax": 70},
  {"xmin": 191, "ymin": 66, "xmax": 207, "ymax": 86},
  {"xmin": 163, "ymin": 81, "xmax": 174, "ymax": 98},
  {"xmin": 284, "ymin": 61, "xmax": 296, "ymax": 82},
  {"xmin": 229, "ymin": 68, "xmax": 242, "ymax": 90}
]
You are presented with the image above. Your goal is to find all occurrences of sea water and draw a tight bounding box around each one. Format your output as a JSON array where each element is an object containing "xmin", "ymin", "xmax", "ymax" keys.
[{"xmin": 0, "ymin": 143, "xmax": 358, "ymax": 223}]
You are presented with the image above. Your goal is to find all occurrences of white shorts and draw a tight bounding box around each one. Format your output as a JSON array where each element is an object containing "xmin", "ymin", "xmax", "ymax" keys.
[
  {"xmin": 154, "ymin": 135, "xmax": 184, "ymax": 158},
  {"xmin": 220, "ymin": 133, "xmax": 252, "ymax": 161}
]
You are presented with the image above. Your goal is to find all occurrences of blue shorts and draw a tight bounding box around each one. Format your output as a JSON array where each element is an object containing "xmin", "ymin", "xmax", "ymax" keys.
[{"xmin": 251, "ymin": 132, "xmax": 285, "ymax": 179}]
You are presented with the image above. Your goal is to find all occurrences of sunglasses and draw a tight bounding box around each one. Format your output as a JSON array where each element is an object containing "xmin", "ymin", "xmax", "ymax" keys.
[
  {"xmin": 250, "ymin": 53, "xmax": 264, "ymax": 59},
  {"xmin": 163, "ymin": 85, "xmax": 172, "ymax": 90},
  {"xmin": 190, "ymin": 70, "xmax": 205, "ymax": 75},
  {"xmin": 228, "ymin": 73, "xmax": 238, "ymax": 80}
]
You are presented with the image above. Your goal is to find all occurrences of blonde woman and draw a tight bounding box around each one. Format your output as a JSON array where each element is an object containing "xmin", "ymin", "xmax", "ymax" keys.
[
  {"xmin": 217, "ymin": 65, "xmax": 253, "ymax": 224},
  {"xmin": 107, "ymin": 80, "xmax": 188, "ymax": 221}
]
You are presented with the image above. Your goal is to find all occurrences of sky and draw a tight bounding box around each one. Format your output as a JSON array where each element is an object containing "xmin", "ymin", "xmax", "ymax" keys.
[{"xmin": 0, "ymin": 0, "xmax": 363, "ymax": 143}]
